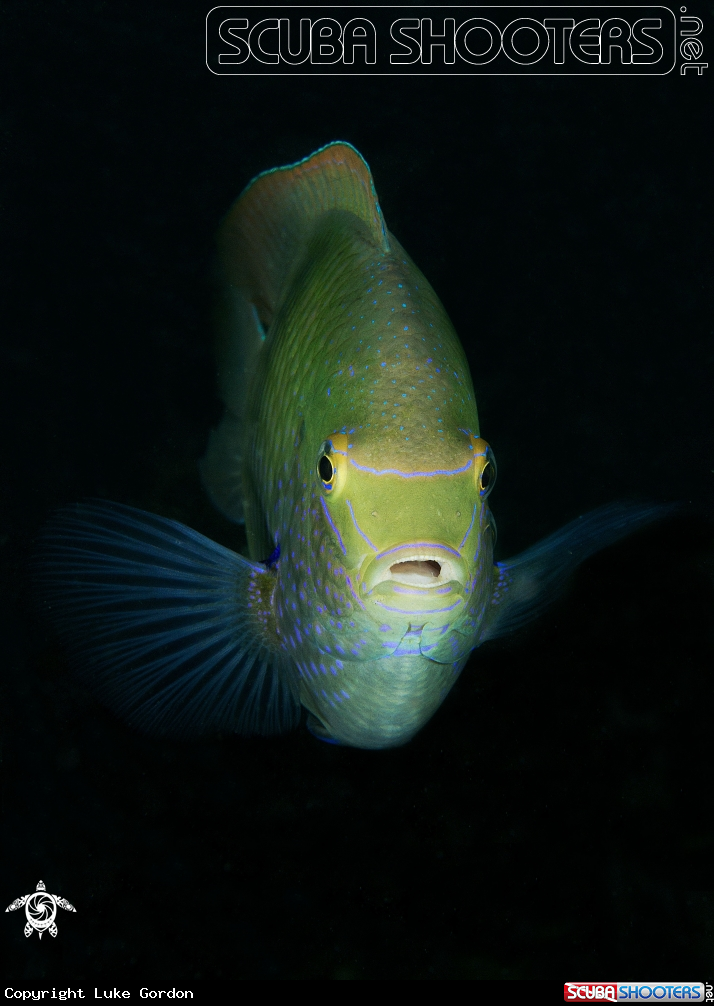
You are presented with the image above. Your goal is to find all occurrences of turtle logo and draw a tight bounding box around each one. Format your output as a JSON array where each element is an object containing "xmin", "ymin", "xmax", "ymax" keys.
[{"xmin": 5, "ymin": 879, "xmax": 76, "ymax": 938}]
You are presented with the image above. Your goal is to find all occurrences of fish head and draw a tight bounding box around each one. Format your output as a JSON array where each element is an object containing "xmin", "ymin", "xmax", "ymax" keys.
[{"xmin": 316, "ymin": 429, "xmax": 496, "ymax": 635}]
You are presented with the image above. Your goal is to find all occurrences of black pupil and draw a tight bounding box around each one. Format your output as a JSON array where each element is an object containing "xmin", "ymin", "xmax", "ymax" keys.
[
  {"xmin": 319, "ymin": 455, "xmax": 333, "ymax": 483},
  {"xmin": 480, "ymin": 462, "xmax": 492, "ymax": 491}
]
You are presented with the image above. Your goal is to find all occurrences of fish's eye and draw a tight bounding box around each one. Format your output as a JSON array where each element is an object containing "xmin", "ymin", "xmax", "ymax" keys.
[
  {"xmin": 479, "ymin": 448, "xmax": 497, "ymax": 498},
  {"xmin": 318, "ymin": 454, "xmax": 334, "ymax": 486},
  {"xmin": 480, "ymin": 463, "xmax": 493, "ymax": 494}
]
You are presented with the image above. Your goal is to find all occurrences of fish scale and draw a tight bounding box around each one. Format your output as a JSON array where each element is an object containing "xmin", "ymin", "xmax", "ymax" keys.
[
  {"xmin": 34, "ymin": 142, "xmax": 673, "ymax": 749},
  {"xmin": 216, "ymin": 162, "xmax": 494, "ymax": 745}
]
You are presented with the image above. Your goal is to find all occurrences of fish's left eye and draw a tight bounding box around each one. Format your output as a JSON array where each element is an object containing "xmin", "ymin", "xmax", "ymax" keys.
[
  {"xmin": 479, "ymin": 448, "xmax": 497, "ymax": 498},
  {"xmin": 318, "ymin": 454, "xmax": 334, "ymax": 485}
]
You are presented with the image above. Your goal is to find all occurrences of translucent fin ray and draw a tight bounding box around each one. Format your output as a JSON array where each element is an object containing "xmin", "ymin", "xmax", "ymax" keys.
[
  {"xmin": 481, "ymin": 502, "xmax": 678, "ymax": 641},
  {"xmin": 34, "ymin": 500, "xmax": 299, "ymax": 737}
]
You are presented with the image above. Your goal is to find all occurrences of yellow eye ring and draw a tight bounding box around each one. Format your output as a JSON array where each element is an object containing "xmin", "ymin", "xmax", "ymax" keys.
[
  {"xmin": 468, "ymin": 437, "xmax": 497, "ymax": 498},
  {"xmin": 480, "ymin": 459, "xmax": 494, "ymax": 496},
  {"xmin": 317, "ymin": 432, "xmax": 349, "ymax": 495}
]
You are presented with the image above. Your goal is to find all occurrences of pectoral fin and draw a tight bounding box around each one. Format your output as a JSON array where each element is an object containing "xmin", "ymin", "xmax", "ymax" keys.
[
  {"xmin": 481, "ymin": 502, "xmax": 677, "ymax": 641},
  {"xmin": 34, "ymin": 501, "xmax": 299, "ymax": 737}
]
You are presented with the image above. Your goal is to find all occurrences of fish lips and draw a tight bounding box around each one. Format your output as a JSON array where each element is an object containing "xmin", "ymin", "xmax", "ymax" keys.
[
  {"xmin": 359, "ymin": 544, "xmax": 468, "ymax": 626},
  {"xmin": 360, "ymin": 543, "xmax": 468, "ymax": 592}
]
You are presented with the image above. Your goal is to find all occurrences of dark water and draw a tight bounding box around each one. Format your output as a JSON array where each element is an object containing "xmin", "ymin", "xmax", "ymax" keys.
[{"xmin": 3, "ymin": 2, "xmax": 713, "ymax": 983}]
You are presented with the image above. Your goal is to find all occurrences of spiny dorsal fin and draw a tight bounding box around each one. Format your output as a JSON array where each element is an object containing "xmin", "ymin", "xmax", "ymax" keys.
[{"xmin": 218, "ymin": 142, "xmax": 390, "ymax": 328}]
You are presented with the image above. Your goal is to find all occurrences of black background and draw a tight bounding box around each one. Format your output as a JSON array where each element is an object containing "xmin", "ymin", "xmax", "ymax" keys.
[{"xmin": 2, "ymin": 0, "xmax": 713, "ymax": 984}]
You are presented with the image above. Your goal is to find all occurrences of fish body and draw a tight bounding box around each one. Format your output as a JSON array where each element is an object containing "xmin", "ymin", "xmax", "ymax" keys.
[
  {"xmin": 37, "ymin": 143, "xmax": 670, "ymax": 749},
  {"xmin": 204, "ymin": 143, "xmax": 495, "ymax": 747}
]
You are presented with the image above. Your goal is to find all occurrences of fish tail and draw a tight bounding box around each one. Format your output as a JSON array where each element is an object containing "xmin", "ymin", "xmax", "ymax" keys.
[
  {"xmin": 33, "ymin": 500, "xmax": 299, "ymax": 737},
  {"xmin": 198, "ymin": 410, "xmax": 246, "ymax": 524},
  {"xmin": 480, "ymin": 501, "xmax": 680, "ymax": 641}
]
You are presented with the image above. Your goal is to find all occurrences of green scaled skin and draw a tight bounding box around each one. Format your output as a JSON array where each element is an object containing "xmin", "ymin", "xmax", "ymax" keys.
[{"xmin": 203, "ymin": 142, "xmax": 497, "ymax": 748}]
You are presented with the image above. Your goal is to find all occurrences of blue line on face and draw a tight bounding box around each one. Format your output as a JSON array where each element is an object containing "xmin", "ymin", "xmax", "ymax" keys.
[
  {"xmin": 346, "ymin": 499, "xmax": 378, "ymax": 551},
  {"xmin": 375, "ymin": 542, "xmax": 462, "ymax": 561},
  {"xmin": 349, "ymin": 458, "xmax": 473, "ymax": 478},
  {"xmin": 458, "ymin": 504, "xmax": 478, "ymax": 550},
  {"xmin": 320, "ymin": 495, "xmax": 346, "ymax": 556},
  {"xmin": 374, "ymin": 599, "xmax": 463, "ymax": 615},
  {"xmin": 345, "ymin": 573, "xmax": 365, "ymax": 610}
]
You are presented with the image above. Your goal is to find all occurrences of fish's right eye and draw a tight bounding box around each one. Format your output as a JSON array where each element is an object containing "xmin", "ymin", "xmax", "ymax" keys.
[{"xmin": 318, "ymin": 454, "xmax": 334, "ymax": 485}]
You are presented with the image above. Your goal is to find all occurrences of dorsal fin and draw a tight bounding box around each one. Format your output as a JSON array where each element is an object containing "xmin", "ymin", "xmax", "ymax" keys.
[{"xmin": 218, "ymin": 142, "xmax": 390, "ymax": 328}]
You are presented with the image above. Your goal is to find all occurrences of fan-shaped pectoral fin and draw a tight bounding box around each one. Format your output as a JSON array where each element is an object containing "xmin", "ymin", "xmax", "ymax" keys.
[{"xmin": 35, "ymin": 501, "xmax": 301, "ymax": 738}]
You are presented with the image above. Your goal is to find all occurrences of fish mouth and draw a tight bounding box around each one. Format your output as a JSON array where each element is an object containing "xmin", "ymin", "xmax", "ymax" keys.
[
  {"xmin": 389, "ymin": 558, "xmax": 443, "ymax": 586},
  {"xmin": 361, "ymin": 543, "xmax": 467, "ymax": 594}
]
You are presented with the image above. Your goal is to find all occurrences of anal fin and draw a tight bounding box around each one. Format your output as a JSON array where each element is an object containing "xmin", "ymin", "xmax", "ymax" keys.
[{"xmin": 306, "ymin": 714, "xmax": 342, "ymax": 745}]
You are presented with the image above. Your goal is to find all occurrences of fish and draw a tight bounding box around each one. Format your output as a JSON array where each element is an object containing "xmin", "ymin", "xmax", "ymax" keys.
[{"xmin": 36, "ymin": 142, "xmax": 671, "ymax": 749}]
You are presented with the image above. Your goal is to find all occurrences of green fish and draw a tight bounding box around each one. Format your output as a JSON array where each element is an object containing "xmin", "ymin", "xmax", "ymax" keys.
[{"xmin": 37, "ymin": 143, "xmax": 668, "ymax": 748}]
